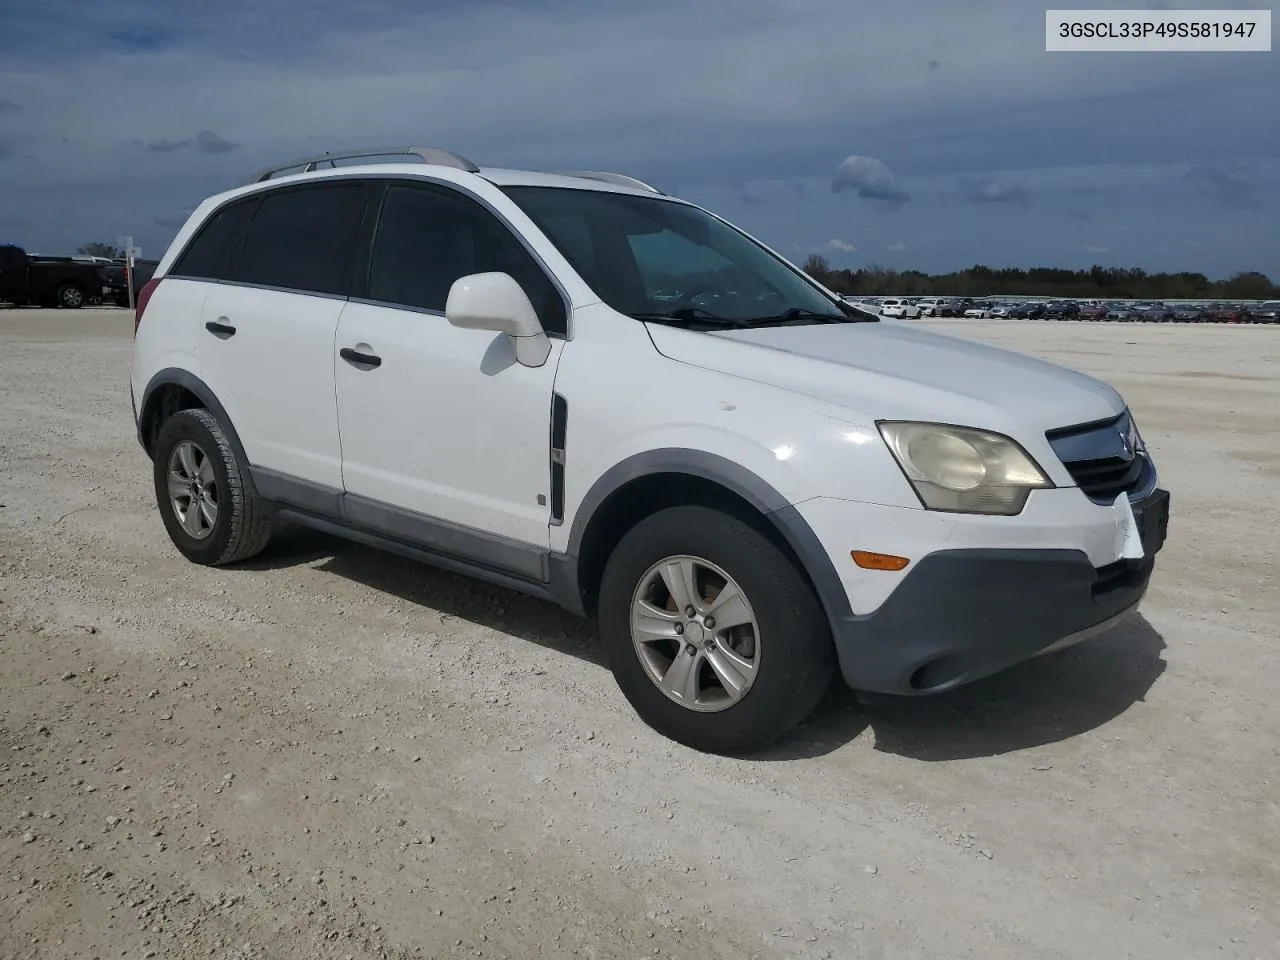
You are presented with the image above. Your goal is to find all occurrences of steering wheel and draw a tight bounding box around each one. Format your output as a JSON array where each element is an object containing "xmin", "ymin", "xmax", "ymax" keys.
[{"xmin": 675, "ymin": 286, "xmax": 723, "ymax": 309}]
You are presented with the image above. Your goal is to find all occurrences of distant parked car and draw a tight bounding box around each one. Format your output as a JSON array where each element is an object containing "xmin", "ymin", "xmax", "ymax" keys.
[
  {"xmin": 1077, "ymin": 303, "xmax": 1107, "ymax": 322},
  {"xmin": 1249, "ymin": 300, "xmax": 1280, "ymax": 323},
  {"xmin": 1206, "ymin": 302, "xmax": 1246, "ymax": 323},
  {"xmin": 1106, "ymin": 303, "xmax": 1137, "ymax": 322},
  {"xmin": 1132, "ymin": 302, "xmax": 1172, "ymax": 322},
  {"xmin": 1170, "ymin": 303, "xmax": 1206, "ymax": 323},
  {"xmin": 915, "ymin": 297, "xmax": 947, "ymax": 317},
  {"xmin": 1008, "ymin": 302, "xmax": 1046, "ymax": 320},
  {"xmin": 1043, "ymin": 300, "xmax": 1081, "ymax": 320},
  {"xmin": 0, "ymin": 244, "xmax": 112, "ymax": 308},
  {"xmin": 102, "ymin": 259, "xmax": 161, "ymax": 306},
  {"xmin": 878, "ymin": 298, "xmax": 921, "ymax": 319}
]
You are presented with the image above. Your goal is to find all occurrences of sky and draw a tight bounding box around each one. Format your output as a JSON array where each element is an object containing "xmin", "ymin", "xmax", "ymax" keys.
[{"xmin": 0, "ymin": 0, "xmax": 1276, "ymax": 278}]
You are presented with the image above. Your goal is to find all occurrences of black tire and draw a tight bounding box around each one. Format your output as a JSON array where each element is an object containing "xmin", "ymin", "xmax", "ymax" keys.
[
  {"xmin": 152, "ymin": 408, "xmax": 272, "ymax": 565},
  {"xmin": 597, "ymin": 505, "xmax": 835, "ymax": 754},
  {"xmin": 56, "ymin": 283, "xmax": 85, "ymax": 309}
]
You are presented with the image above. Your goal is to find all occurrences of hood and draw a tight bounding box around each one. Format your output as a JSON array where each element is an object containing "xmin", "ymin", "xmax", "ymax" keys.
[{"xmin": 646, "ymin": 320, "xmax": 1125, "ymax": 433}]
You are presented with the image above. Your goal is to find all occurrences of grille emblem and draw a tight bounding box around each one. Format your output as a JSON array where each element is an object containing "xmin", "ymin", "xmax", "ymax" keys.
[{"xmin": 1118, "ymin": 425, "xmax": 1134, "ymax": 459}]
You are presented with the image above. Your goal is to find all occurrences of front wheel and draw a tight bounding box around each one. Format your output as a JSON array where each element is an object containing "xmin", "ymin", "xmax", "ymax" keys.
[{"xmin": 597, "ymin": 505, "xmax": 835, "ymax": 754}]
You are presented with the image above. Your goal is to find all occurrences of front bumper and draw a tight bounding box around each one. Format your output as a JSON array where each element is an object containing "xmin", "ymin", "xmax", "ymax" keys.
[{"xmin": 813, "ymin": 488, "xmax": 1170, "ymax": 696}]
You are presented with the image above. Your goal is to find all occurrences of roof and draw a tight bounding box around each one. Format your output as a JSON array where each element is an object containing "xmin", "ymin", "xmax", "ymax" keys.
[
  {"xmin": 201, "ymin": 161, "xmax": 674, "ymax": 215},
  {"xmin": 241, "ymin": 146, "xmax": 667, "ymax": 197},
  {"xmin": 155, "ymin": 154, "xmax": 685, "ymax": 273},
  {"xmin": 476, "ymin": 167, "xmax": 666, "ymax": 197}
]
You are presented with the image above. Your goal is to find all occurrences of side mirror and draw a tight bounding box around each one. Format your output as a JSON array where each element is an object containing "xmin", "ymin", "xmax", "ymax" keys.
[{"xmin": 445, "ymin": 272, "xmax": 551, "ymax": 368}]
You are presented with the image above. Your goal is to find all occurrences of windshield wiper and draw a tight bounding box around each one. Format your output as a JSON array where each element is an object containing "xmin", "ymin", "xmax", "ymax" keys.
[
  {"xmin": 633, "ymin": 305, "xmax": 874, "ymax": 330},
  {"xmin": 749, "ymin": 307, "xmax": 876, "ymax": 325},
  {"xmin": 776, "ymin": 308, "xmax": 846, "ymax": 324},
  {"xmin": 631, "ymin": 308, "xmax": 752, "ymax": 329}
]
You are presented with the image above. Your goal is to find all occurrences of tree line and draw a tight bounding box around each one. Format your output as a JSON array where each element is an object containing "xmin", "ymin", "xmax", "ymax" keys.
[
  {"xmin": 76, "ymin": 242, "xmax": 127, "ymax": 259},
  {"xmin": 801, "ymin": 255, "xmax": 1280, "ymax": 300},
  {"xmin": 71, "ymin": 239, "xmax": 1278, "ymax": 301}
]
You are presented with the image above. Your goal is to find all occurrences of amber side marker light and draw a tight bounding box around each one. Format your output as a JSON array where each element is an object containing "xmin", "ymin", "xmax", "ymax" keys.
[{"xmin": 851, "ymin": 550, "xmax": 910, "ymax": 571}]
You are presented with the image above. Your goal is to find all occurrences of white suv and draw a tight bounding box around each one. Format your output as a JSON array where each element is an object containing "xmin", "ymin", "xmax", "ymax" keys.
[
  {"xmin": 876, "ymin": 298, "xmax": 921, "ymax": 319},
  {"xmin": 130, "ymin": 147, "xmax": 1171, "ymax": 753}
]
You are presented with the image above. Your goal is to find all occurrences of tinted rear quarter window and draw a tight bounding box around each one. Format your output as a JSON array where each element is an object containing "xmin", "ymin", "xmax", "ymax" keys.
[
  {"xmin": 171, "ymin": 199, "xmax": 258, "ymax": 280},
  {"xmin": 236, "ymin": 182, "xmax": 371, "ymax": 297}
]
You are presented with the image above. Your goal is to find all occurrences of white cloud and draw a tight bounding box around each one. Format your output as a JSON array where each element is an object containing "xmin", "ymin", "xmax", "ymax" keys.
[
  {"xmin": 958, "ymin": 174, "xmax": 1028, "ymax": 204},
  {"xmin": 832, "ymin": 156, "xmax": 909, "ymax": 202}
]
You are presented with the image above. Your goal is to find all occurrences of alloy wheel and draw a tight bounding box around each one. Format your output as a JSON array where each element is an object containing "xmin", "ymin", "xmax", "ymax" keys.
[
  {"xmin": 166, "ymin": 440, "xmax": 219, "ymax": 540},
  {"xmin": 629, "ymin": 555, "xmax": 761, "ymax": 712}
]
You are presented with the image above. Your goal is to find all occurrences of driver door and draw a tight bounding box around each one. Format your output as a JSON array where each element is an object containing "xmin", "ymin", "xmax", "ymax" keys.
[{"xmin": 334, "ymin": 179, "xmax": 568, "ymax": 550}]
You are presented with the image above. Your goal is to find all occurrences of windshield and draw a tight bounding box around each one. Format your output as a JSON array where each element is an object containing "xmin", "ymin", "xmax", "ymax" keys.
[{"xmin": 501, "ymin": 186, "xmax": 873, "ymax": 327}]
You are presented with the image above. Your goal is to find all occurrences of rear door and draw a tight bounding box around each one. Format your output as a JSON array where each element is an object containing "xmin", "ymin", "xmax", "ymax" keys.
[{"xmin": 198, "ymin": 179, "xmax": 374, "ymax": 490}]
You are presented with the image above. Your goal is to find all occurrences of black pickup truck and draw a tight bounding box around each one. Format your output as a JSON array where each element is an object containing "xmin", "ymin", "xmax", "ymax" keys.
[
  {"xmin": 0, "ymin": 245, "xmax": 112, "ymax": 308},
  {"xmin": 103, "ymin": 259, "xmax": 160, "ymax": 306}
]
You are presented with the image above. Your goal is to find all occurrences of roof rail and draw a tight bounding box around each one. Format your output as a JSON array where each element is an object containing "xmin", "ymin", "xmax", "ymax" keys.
[
  {"xmin": 248, "ymin": 146, "xmax": 480, "ymax": 184},
  {"xmin": 557, "ymin": 171, "xmax": 665, "ymax": 195}
]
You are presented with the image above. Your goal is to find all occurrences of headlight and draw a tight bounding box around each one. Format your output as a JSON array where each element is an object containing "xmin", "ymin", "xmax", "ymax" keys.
[{"xmin": 877, "ymin": 421, "xmax": 1053, "ymax": 515}]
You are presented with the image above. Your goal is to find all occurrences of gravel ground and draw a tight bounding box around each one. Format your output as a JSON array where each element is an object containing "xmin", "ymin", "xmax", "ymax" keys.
[{"xmin": 2, "ymin": 307, "xmax": 1277, "ymax": 960}]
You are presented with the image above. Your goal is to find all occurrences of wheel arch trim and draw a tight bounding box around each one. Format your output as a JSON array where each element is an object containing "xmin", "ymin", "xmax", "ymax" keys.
[
  {"xmin": 138, "ymin": 368, "xmax": 257, "ymax": 498},
  {"xmin": 565, "ymin": 448, "xmax": 854, "ymax": 623}
]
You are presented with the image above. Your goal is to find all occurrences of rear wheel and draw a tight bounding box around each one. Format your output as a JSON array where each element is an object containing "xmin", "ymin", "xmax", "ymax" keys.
[
  {"xmin": 56, "ymin": 283, "xmax": 85, "ymax": 308},
  {"xmin": 152, "ymin": 408, "xmax": 272, "ymax": 565},
  {"xmin": 598, "ymin": 505, "xmax": 835, "ymax": 754}
]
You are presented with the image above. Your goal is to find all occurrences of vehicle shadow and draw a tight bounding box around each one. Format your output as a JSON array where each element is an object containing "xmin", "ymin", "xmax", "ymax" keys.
[
  {"xmin": 245, "ymin": 526, "xmax": 1167, "ymax": 761},
  {"xmin": 241, "ymin": 525, "xmax": 605, "ymax": 667},
  {"xmin": 762, "ymin": 614, "xmax": 1167, "ymax": 762}
]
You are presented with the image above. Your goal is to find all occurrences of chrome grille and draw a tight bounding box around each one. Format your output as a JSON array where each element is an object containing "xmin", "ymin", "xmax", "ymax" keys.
[{"xmin": 1047, "ymin": 409, "xmax": 1155, "ymax": 504}]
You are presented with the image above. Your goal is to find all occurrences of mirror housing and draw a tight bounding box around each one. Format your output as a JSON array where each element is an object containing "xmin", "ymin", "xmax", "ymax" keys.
[{"xmin": 445, "ymin": 272, "xmax": 551, "ymax": 367}]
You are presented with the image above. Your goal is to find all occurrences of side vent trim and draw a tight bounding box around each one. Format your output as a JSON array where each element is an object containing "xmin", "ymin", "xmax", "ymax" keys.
[{"xmin": 550, "ymin": 393, "xmax": 569, "ymax": 525}]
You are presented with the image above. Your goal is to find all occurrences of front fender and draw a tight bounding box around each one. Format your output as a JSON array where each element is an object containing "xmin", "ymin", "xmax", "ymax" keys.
[
  {"xmin": 556, "ymin": 423, "xmax": 811, "ymax": 545},
  {"xmin": 556, "ymin": 445, "xmax": 856, "ymax": 625}
]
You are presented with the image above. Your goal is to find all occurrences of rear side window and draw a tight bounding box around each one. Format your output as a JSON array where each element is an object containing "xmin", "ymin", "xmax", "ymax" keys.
[
  {"xmin": 365, "ymin": 183, "xmax": 565, "ymax": 334},
  {"xmin": 236, "ymin": 182, "xmax": 371, "ymax": 297},
  {"xmin": 171, "ymin": 199, "xmax": 257, "ymax": 280}
]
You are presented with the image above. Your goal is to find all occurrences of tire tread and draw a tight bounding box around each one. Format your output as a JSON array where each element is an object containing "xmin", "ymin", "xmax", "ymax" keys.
[
  {"xmin": 598, "ymin": 504, "xmax": 835, "ymax": 754},
  {"xmin": 155, "ymin": 408, "xmax": 272, "ymax": 565}
]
